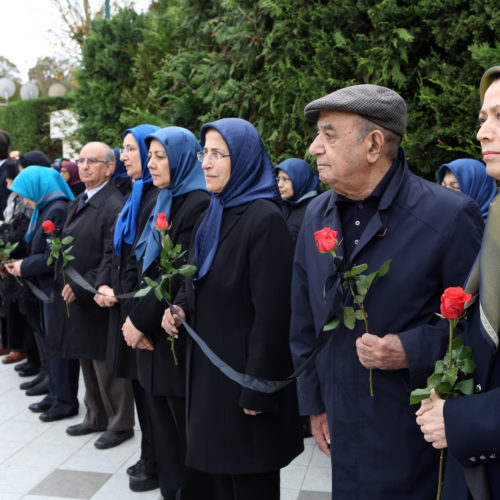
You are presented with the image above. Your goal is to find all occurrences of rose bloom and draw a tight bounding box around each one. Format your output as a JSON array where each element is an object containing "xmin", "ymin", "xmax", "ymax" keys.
[
  {"xmin": 155, "ymin": 213, "xmax": 169, "ymax": 231},
  {"xmin": 42, "ymin": 220, "xmax": 56, "ymax": 234},
  {"xmin": 440, "ymin": 286, "xmax": 473, "ymax": 320},
  {"xmin": 314, "ymin": 227, "xmax": 338, "ymax": 253}
]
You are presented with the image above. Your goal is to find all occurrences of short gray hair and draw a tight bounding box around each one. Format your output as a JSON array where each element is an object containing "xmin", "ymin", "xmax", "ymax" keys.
[{"xmin": 356, "ymin": 117, "xmax": 401, "ymax": 161}]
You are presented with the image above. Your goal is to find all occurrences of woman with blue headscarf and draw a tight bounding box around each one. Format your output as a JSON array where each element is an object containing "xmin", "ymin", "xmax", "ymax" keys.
[
  {"xmin": 162, "ymin": 118, "xmax": 303, "ymax": 500},
  {"xmin": 275, "ymin": 158, "xmax": 320, "ymax": 244},
  {"xmin": 122, "ymin": 126, "xmax": 210, "ymax": 500},
  {"xmin": 438, "ymin": 158, "xmax": 497, "ymax": 222},
  {"xmin": 93, "ymin": 124, "xmax": 160, "ymax": 492},
  {"xmin": 6, "ymin": 166, "xmax": 78, "ymax": 420}
]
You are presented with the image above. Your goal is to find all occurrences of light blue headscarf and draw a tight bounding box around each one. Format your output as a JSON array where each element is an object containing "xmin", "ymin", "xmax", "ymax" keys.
[
  {"xmin": 275, "ymin": 158, "xmax": 320, "ymax": 203},
  {"xmin": 113, "ymin": 124, "xmax": 160, "ymax": 255},
  {"xmin": 438, "ymin": 158, "xmax": 498, "ymax": 221},
  {"xmin": 194, "ymin": 118, "xmax": 280, "ymax": 281},
  {"xmin": 10, "ymin": 166, "xmax": 75, "ymax": 242},
  {"xmin": 134, "ymin": 126, "xmax": 207, "ymax": 273}
]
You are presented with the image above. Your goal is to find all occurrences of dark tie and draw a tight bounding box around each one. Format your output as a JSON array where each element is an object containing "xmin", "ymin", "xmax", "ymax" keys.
[{"xmin": 75, "ymin": 192, "xmax": 88, "ymax": 214}]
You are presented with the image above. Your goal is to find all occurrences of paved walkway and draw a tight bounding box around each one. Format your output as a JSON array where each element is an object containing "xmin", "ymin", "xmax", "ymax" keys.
[{"xmin": 0, "ymin": 358, "xmax": 331, "ymax": 499}]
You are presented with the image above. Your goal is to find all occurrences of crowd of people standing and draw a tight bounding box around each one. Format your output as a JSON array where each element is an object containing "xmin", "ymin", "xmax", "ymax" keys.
[{"xmin": 0, "ymin": 64, "xmax": 499, "ymax": 500}]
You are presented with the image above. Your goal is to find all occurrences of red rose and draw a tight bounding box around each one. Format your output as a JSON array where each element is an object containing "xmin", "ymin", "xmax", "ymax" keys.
[
  {"xmin": 155, "ymin": 213, "xmax": 169, "ymax": 231},
  {"xmin": 314, "ymin": 227, "xmax": 338, "ymax": 254},
  {"xmin": 440, "ymin": 286, "xmax": 472, "ymax": 320},
  {"xmin": 42, "ymin": 220, "xmax": 56, "ymax": 234}
]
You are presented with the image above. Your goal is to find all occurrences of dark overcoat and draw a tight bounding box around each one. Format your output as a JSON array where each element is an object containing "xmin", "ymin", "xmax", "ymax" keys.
[
  {"xmin": 179, "ymin": 198, "xmax": 303, "ymax": 474},
  {"xmin": 94, "ymin": 183, "xmax": 159, "ymax": 378},
  {"xmin": 290, "ymin": 149, "xmax": 484, "ymax": 499},
  {"xmin": 279, "ymin": 195, "xmax": 317, "ymax": 245},
  {"xmin": 441, "ymin": 293, "xmax": 500, "ymax": 498},
  {"xmin": 21, "ymin": 199, "xmax": 69, "ymax": 294},
  {"xmin": 129, "ymin": 190, "xmax": 210, "ymax": 396},
  {"xmin": 49, "ymin": 182, "xmax": 123, "ymax": 359}
]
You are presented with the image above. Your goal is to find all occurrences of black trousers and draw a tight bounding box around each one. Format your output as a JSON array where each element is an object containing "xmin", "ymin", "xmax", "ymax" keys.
[
  {"xmin": 145, "ymin": 392, "xmax": 187, "ymax": 500},
  {"xmin": 132, "ymin": 379, "xmax": 157, "ymax": 474},
  {"xmin": 183, "ymin": 468, "xmax": 280, "ymax": 500}
]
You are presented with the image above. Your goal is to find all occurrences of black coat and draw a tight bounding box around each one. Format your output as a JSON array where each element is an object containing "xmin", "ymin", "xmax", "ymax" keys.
[
  {"xmin": 94, "ymin": 183, "xmax": 159, "ymax": 378},
  {"xmin": 129, "ymin": 190, "xmax": 210, "ymax": 397},
  {"xmin": 49, "ymin": 183, "xmax": 124, "ymax": 359},
  {"xmin": 21, "ymin": 199, "xmax": 69, "ymax": 294},
  {"xmin": 179, "ymin": 199, "xmax": 303, "ymax": 474},
  {"xmin": 279, "ymin": 195, "xmax": 317, "ymax": 245}
]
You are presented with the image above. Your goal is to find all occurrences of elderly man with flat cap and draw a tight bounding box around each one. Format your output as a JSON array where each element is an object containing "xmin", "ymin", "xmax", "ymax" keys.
[
  {"xmin": 417, "ymin": 66, "xmax": 500, "ymax": 500},
  {"xmin": 290, "ymin": 84, "xmax": 484, "ymax": 499}
]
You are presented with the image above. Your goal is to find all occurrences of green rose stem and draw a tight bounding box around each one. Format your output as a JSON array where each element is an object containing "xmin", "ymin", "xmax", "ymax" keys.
[
  {"xmin": 348, "ymin": 282, "xmax": 374, "ymax": 397},
  {"xmin": 163, "ymin": 230, "xmax": 178, "ymax": 367},
  {"xmin": 434, "ymin": 318, "xmax": 458, "ymax": 500},
  {"xmin": 62, "ymin": 267, "xmax": 70, "ymax": 318}
]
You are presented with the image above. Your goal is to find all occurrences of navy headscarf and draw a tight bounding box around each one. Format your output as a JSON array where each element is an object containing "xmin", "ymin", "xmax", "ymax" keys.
[
  {"xmin": 10, "ymin": 166, "xmax": 75, "ymax": 242},
  {"xmin": 438, "ymin": 158, "xmax": 497, "ymax": 221},
  {"xmin": 275, "ymin": 158, "xmax": 320, "ymax": 203},
  {"xmin": 194, "ymin": 118, "xmax": 280, "ymax": 281},
  {"xmin": 113, "ymin": 124, "xmax": 160, "ymax": 255},
  {"xmin": 112, "ymin": 148, "xmax": 129, "ymax": 181},
  {"xmin": 134, "ymin": 126, "xmax": 206, "ymax": 273}
]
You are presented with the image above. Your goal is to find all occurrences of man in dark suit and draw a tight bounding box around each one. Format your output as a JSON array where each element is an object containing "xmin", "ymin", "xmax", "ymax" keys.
[
  {"xmin": 290, "ymin": 84, "xmax": 483, "ymax": 499},
  {"xmin": 51, "ymin": 141, "xmax": 135, "ymax": 449}
]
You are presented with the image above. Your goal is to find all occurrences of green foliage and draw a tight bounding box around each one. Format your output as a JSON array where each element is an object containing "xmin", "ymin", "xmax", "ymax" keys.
[
  {"xmin": 0, "ymin": 96, "xmax": 72, "ymax": 158},
  {"xmin": 410, "ymin": 335, "xmax": 476, "ymax": 405},
  {"xmin": 71, "ymin": 0, "xmax": 500, "ymax": 178},
  {"xmin": 73, "ymin": 7, "xmax": 146, "ymax": 146}
]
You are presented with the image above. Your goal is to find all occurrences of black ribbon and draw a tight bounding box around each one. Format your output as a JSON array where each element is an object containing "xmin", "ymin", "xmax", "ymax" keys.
[
  {"xmin": 323, "ymin": 255, "xmax": 347, "ymax": 325},
  {"xmin": 21, "ymin": 265, "xmax": 337, "ymax": 394}
]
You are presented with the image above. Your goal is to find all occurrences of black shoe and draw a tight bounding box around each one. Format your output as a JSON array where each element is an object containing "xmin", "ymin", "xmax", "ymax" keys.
[
  {"xmin": 66, "ymin": 423, "xmax": 103, "ymax": 436},
  {"xmin": 20, "ymin": 374, "xmax": 45, "ymax": 390},
  {"xmin": 94, "ymin": 428, "xmax": 134, "ymax": 449},
  {"xmin": 129, "ymin": 470, "xmax": 159, "ymax": 492},
  {"xmin": 25, "ymin": 378, "xmax": 50, "ymax": 396},
  {"xmin": 14, "ymin": 360, "xmax": 30, "ymax": 372},
  {"xmin": 18, "ymin": 363, "xmax": 40, "ymax": 377},
  {"xmin": 39, "ymin": 410, "xmax": 78, "ymax": 422},
  {"xmin": 29, "ymin": 401, "xmax": 51, "ymax": 413},
  {"xmin": 127, "ymin": 458, "xmax": 145, "ymax": 476}
]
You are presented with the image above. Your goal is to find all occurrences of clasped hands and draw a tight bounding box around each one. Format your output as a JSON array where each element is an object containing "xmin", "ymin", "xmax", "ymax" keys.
[{"xmin": 93, "ymin": 284, "xmax": 118, "ymax": 307}]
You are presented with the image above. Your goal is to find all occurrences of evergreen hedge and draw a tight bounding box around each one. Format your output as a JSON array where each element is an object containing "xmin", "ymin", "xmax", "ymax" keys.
[
  {"xmin": 74, "ymin": 0, "xmax": 500, "ymax": 180},
  {"xmin": 0, "ymin": 95, "xmax": 73, "ymax": 159}
]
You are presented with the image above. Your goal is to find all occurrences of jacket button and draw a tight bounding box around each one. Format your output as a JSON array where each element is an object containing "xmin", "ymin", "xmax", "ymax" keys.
[
  {"xmin": 469, "ymin": 457, "xmax": 477, "ymax": 462},
  {"xmin": 480, "ymin": 454, "xmax": 487, "ymax": 460},
  {"xmin": 489, "ymin": 453, "xmax": 497, "ymax": 459},
  {"xmin": 475, "ymin": 384, "xmax": 482, "ymax": 393}
]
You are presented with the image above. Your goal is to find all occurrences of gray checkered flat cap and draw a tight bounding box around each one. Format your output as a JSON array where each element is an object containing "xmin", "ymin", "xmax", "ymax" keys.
[{"xmin": 304, "ymin": 84, "xmax": 407, "ymax": 137}]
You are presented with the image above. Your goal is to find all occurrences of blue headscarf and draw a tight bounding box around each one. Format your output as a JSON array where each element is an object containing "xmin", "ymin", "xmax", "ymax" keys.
[
  {"xmin": 134, "ymin": 126, "xmax": 207, "ymax": 273},
  {"xmin": 194, "ymin": 118, "xmax": 280, "ymax": 281},
  {"xmin": 10, "ymin": 166, "xmax": 75, "ymax": 242},
  {"xmin": 275, "ymin": 158, "xmax": 320, "ymax": 203},
  {"xmin": 438, "ymin": 158, "xmax": 498, "ymax": 221},
  {"xmin": 112, "ymin": 148, "xmax": 129, "ymax": 181},
  {"xmin": 113, "ymin": 124, "xmax": 160, "ymax": 255}
]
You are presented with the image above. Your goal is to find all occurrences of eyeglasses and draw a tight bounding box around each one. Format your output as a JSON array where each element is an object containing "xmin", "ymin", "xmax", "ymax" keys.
[
  {"xmin": 76, "ymin": 157, "xmax": 106, "ymax": 166},
  {"xmin": 276, "ymin": 176, "xmax": 291, "ymax": 183},
  {"xmin": 120, "ymin": 147, "xmax": 138, "ymax": 155},
  {"xmin": 197, "ymin": 151, "xmax": 230, "ymax": 162}
]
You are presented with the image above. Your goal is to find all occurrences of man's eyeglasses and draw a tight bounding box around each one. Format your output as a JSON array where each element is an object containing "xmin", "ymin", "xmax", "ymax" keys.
[
  {"xmin": 197, "ymin": 151, "xmax": 230, "ymax": 162},
  {"xmin": 276, "ymin": 176, "xmax": 291, "ymax": 183},
  {"xmin": 76, "ymin": 157, "xmax": 106, "ymax": 166}
]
